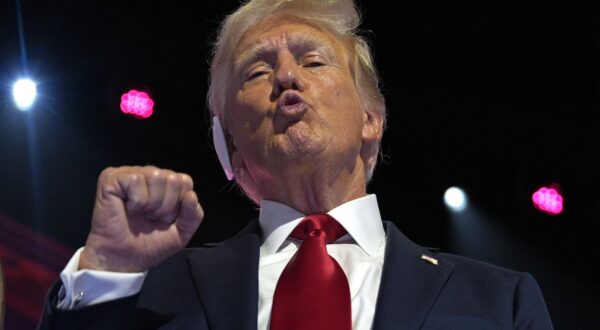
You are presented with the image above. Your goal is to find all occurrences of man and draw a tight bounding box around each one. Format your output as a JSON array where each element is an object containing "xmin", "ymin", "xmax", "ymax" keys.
[{"xmin": 38, "ymin": 0, "xmax": 554, "ymax": 329}]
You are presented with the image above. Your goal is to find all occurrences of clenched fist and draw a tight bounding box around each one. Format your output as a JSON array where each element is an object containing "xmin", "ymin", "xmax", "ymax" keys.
[{"xmin": 79, "ymin": 166, "xmax": 204, "ymax": 272}]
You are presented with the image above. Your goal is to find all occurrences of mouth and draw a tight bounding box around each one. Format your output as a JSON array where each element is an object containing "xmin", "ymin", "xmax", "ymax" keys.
[
  {"xmin": 277, "ymin": 91, "xmax": 308, "ymax": 118},
  {"xmin": 274, "ymin": 91, "xmax": 309, "ymax": 133}
]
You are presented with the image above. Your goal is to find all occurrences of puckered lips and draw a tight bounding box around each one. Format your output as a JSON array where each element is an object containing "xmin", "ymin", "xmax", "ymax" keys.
[{"xmin": 275, "ymin": 90, "xmax": 308, "ymax": 131}]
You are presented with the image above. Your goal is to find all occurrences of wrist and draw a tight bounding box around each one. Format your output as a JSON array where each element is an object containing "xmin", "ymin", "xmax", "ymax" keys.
[
  {"xmin": 79, "ymin": 246, "xmax": 108, "ymax": 271},
  {"xmin": 79, "ymin": 245, "xmax": 143, "ymax": 273}
]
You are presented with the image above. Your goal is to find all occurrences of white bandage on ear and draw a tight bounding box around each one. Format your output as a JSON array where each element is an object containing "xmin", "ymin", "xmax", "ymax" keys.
[{"xmin": 212, "ymin": 116, "xmax": 235, "ymax": 181}]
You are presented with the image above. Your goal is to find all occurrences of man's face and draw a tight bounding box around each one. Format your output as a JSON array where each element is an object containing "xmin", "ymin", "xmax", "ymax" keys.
[{"xmin": 225, "ymin": 15, "xmax": 379, "ymax": 194}]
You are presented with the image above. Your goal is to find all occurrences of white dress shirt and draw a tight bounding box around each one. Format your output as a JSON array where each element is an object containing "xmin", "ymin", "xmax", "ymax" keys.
[
  {"xmin": 58, "ymin": 194, "xmax": 387, "ymax": 329},
  {"xmin": 257, "ymin": 194, "xmax": 386, "ymax": 329}
]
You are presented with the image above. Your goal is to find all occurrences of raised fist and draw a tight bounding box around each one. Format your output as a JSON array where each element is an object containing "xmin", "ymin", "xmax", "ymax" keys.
[{"xmin": 79, "ymin": 166, "xmax": 204, "ymax": 272}]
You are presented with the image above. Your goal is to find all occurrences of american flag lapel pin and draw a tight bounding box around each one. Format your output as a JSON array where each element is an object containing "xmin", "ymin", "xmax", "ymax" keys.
[{"xmin": 421, "ymin": 254, "xmax": 439, "ymax": 266}]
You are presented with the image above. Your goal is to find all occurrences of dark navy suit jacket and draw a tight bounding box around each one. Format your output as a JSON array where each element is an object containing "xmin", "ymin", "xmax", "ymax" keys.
[{"xmin": 38, "ymin": 221, "xmax": 553, "ymax": 329}]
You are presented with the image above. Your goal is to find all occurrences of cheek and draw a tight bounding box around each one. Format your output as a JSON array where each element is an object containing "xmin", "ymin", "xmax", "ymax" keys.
[
  {"xmin": 228, "ymin": 92, "xmax": 274, "ymax": 151},
  {"xmin": 316, "ymin": 75, "xmax": 356, "ymax": 107},
  {"xmin": 235, "ymin": 88, "xmax": 267, "ymax": 116},
  {"xmin": 318, "ymin": 75, "xmax": 337, "ymax": 90},
  {"xmin": 316, "ymin": 69, "xmax": 359, "ymax": 100},
  {"xmin": 230, "ymin": 89, "xmax": 272, "ymax": 129},
  {"xmin": 317, "ymin": 75, "xmax": 363, "ymax": 120}
]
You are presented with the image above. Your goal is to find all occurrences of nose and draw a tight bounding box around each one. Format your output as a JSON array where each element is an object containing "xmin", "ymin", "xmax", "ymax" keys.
[{"xmin": 272, "ymin": 53, "xmax": 306, "ymax": 98}]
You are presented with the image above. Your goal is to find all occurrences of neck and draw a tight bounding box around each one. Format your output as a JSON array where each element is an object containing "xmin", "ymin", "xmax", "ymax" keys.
[{"xmin": 256, "ymin": 159, "xmax": 368, "ymax": 214}]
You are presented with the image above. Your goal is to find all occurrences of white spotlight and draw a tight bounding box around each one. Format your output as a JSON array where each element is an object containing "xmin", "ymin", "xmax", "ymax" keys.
[
  {"xmin": 444, "ymin": 186, "xmax": 468, "ymax": 212},
  {"xmin": 12, "ymin": 78, "xmax": 37, "ymax": 111}
]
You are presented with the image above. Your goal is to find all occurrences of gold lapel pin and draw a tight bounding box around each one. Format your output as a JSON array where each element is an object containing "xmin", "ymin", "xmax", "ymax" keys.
[{"xmin": 421, "ymin": 254, "xmax": 439, "ymax": 266}]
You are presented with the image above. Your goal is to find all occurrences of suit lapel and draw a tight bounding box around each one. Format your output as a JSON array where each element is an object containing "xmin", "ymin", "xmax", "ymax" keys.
[
  {"xmin": 187, "ymin": 220, "xmax": 262, "ymax": 330},
  {"xmin": 372, "ymin": 222, "xmax": 454, "ymax": 330}
]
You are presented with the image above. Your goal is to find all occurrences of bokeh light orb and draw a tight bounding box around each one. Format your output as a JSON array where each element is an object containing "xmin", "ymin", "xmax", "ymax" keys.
[
  {"xmin": 13, "ymin": 78, "xmax": 37, "ymax": 111},
  {"xmin": 120, "ymin": 90, "xmax": 154, "ymax": 119},
  {"xmin": 532, "ymin": 185, "xmax": 563, "ymax": 216},
  {"xmin": 444, "ymin": 186, "xmax": 468, "ymax": 212}
]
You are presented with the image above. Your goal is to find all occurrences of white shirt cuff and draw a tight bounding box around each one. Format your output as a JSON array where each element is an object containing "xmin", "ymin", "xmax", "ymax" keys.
[{"xmin": 57, "ymin": 247, "xmax": 147, "ymax": 310}]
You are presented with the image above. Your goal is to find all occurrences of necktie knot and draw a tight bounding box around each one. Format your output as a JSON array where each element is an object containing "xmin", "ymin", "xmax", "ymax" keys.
[{"xmin": 290, "ymin": 213, "xmax": 346, "ymax": 243}]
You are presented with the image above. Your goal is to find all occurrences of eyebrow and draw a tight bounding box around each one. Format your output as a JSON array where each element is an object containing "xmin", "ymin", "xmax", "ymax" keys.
[{"xmin": 234, "ymin": 33, "xmax": 338, "ymax": 72}]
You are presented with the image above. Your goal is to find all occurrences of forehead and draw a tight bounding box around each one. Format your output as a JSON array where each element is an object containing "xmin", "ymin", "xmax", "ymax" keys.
[{"xmin": 233, "ymin": 15, "xmax": 347, "ymax": 64}]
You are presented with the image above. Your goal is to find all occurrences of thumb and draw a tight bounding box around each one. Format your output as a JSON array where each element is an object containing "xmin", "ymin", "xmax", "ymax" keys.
[{"xmin": 175, "ymin": 190, "xmax": 204, "ymax": 243}]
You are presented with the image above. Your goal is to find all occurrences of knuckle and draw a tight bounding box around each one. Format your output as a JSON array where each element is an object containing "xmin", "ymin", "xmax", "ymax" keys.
[
  {"xmin": 166, "ymin": 173, "xmax": 178, "ymax": 184},
  {"xmin": 129, "ymin": 196, "xmax": 142, "ymax": 205},
  {"xmin": 147, "ymin": 197, "xmax": 162, "ymax": 210},
  {"xmin": 161, "ymin": 209, "xmax": 177, "ymax": 219},
  {"xmin": 146, "ymin": 169, "xmax": 163, "ymax": 184},
  {"xmin": 99, "ymin": 167, "xmax": 116, "ymax": 180},
  {"xmin": 128, "ymin": 197, "xmax": 144, "ymax": 209},
  {"xmin": 159, "ymin": 213, "xmax": 177, "ymax": 224},
  {"xmin": 97, "ymin": 167, "xmax": 119, "ymax": 195},
  {"xmin": 127, "ymin": 190, "xmax": 148, "ymax": 205},
  {"xmin": 98, "ymin": 183, "xmax": 112, "ymax": 197},
  {"xmin": 180, "ymin": 174, "xmax": 194, "ymax": 189},
  {"xmin": 124, "ymin": 172, "xmax": 140, "ymax": 183},
  {"xmin": 149, "ymin": 208, "xmax": 166, "ymax": 217},
  {"xmin": 153, "ymin": 207, "xmax": 175, "ymax": 219},
  {"xmin": 151, "ymin": 169, "xmax": 162, "ymax": 178}
]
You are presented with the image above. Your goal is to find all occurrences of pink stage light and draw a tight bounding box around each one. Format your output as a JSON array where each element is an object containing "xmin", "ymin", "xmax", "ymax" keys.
[
  {"xmin": 120, "ymin": 90, "xmax": 154, "ymax": 119},
  {"xmin": 532, "ymin": 185, "xmax": 564, "ymax": 216}
]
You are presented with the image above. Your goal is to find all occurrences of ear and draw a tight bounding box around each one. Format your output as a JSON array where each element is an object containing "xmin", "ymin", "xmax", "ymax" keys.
[
  {"xmin": 360, "ymin": 107, "xmax": 384, "ymax": 177},
  {"xmin": 361, "ymin": 107, "xmax": 384, "ymax": 143},
  {"xmin": 212, "ymin": 116, "xmax": 235, "ymax": 180}
]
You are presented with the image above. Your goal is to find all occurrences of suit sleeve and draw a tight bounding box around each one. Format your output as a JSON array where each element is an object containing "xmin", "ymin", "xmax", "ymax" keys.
[
  {"xmin": 513, "ymin": 272, "xmax": 554, "ymax": 330},
  {"xmin": 37, "ymin": 281, "xmax": 139, "ymax": 330}
]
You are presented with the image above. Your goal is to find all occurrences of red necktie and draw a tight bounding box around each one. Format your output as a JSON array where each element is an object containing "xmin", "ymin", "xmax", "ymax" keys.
[{"xmin": 270, "ymin": 214, "xmax": 352, "ymax": 330}]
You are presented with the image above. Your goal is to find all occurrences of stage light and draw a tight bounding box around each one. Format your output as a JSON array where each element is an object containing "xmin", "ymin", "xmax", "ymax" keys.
[
  {"xmin": 120, "ymin": 90, "xmax": 154, "ymax": 119},
  {"xmin": 12, "ymin": 78, "xmax": 37, "ymax": 111},
  {"xmin": 444, "ymin": 186, "xmax": 468, "ymax": 212},
  {"xmin": 532, "ymin": 185, "xmax": 563, "ymax": 215}
]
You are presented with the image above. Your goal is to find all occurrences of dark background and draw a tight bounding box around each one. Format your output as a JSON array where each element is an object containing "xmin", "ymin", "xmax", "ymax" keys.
[{"xmin": 1, "ymin": 0, "xmax": 599, "ymax": 328}]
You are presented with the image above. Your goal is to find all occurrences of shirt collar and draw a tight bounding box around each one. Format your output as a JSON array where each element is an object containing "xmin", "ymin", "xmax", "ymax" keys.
[{"xmin": 258, "ymin": 194, "xmax": 385, "ymax": 257}]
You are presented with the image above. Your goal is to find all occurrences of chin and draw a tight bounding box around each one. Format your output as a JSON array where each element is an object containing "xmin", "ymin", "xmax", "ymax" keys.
[
  {"xmin": 277, "ymin": 125, "xmax": 329, "ymax": 159},
  {"xmin": 278, "ymin": 139, "xmax": 327, "ymax": 160}
]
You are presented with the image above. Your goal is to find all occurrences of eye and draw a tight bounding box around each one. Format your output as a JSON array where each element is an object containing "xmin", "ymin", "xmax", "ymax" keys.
[
  {"xmin": 303, "ymin": 55, "xmax": 327, "ymax": 68},
  {"xmin": 304, "ymin": 61, "xmax": 325, "ymax": 68},
  {"xmin": 246, "ymin": 68, "xmax": 270, "ymax": 82},
  {"xmin": 248, "ymin": 71, "xmax": 267, "ymax": 80}
]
